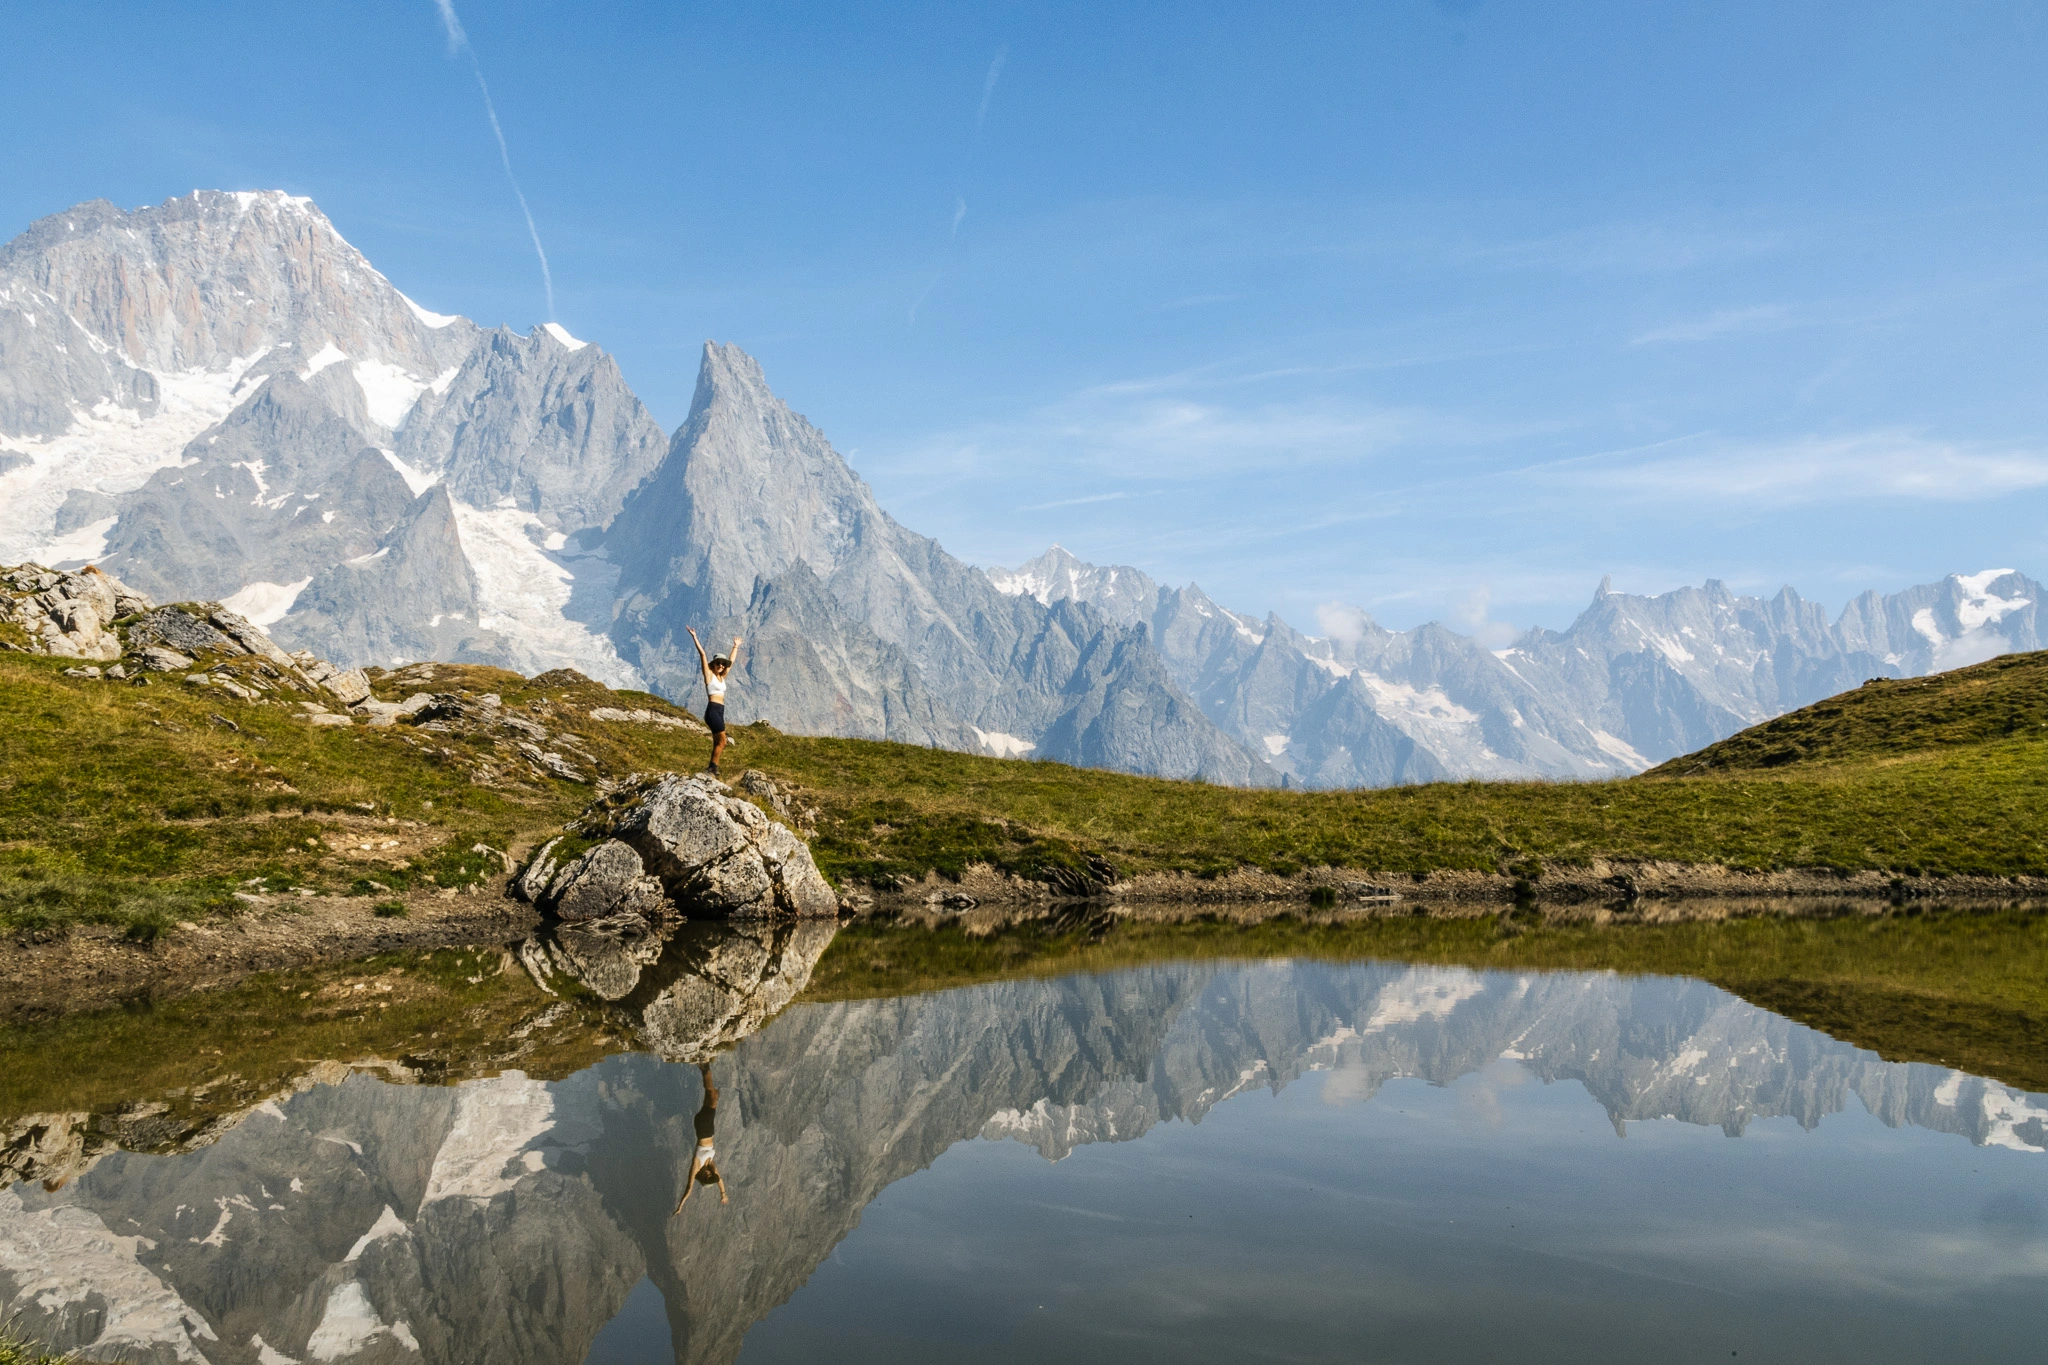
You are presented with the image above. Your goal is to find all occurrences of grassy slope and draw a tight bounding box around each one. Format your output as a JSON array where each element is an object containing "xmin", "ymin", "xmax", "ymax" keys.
[
  {"xmin": 1647, "ymin": 648, "xmax": 2048, "ymax": 773},
  {"xmin": 3, "ymin": 646, "xmax": 2045, "ymax": 936}
]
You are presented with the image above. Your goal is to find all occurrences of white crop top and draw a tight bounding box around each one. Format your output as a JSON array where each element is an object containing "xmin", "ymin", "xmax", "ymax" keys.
[{"xmin": 707, "ymin": 673, "xmax": 727, "ymax": 702}]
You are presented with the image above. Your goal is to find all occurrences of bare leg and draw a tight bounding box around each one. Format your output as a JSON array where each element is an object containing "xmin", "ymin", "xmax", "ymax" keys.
[{"xmin": 710, "ymin": 730, "xmax": 728, "ymax": 770}]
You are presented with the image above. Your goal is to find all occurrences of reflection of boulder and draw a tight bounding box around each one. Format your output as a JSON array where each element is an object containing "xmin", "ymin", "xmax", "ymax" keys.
[
  {"xmin": 636, "ymin": 920, "xmax": 839, "ymax": 1063},
  {"xmin": 551, "ymin": 912, "xmax": 671, "ymax": 1000},
  {"xmin": 517, "ymin": 774, "xmax": 837, "ymax": 921},
  {"xmin": 523, "ymin": 918, "xmax": 840, "ymax": 1061}
]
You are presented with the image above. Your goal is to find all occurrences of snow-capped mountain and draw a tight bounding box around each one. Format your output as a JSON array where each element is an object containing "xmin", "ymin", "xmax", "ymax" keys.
[
  {"xmin": 0, "ymin": 192, "xmax": 1270, "ymax": 783},
  {"xmin": 5, "ymin": 190, "xmax": 2035, "ymax": 789},
  {"xmin": 603, "ymin": 344, "xmax": 1267, "ymax": 782},
  {"xmin": 989, "ymin": 546, "xmax": 2042, "ymax": 785}
]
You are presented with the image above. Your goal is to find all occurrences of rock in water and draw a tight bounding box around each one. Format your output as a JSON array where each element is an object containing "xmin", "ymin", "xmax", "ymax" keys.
[
  {"xmin": 536, "ymin": 773, "xmax": 839, "ymax": 919},
  {"xmin": 543, "ymin": 840, "xmax": 670, "ymax": 924}
]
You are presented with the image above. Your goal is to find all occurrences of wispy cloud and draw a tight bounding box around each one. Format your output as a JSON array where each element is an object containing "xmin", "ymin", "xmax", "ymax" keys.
[
  {"xmin": 1156, "ymin": 292, "xmax": 1242, "ymax": 312},
  {"xmin": 433, "ymin": 0, "xmax": 555, "ymax": 320},
  {"xmin": 1024, "ymin": 491, "xmax": 1130, "ymax": 510},
  {"xmin": 1572, "ymin": 431, "xmax": 2048, "ymax": 505},
  {"xmin": 976, "ymin": 46, "xmax": 1009, "ymax": 130},
  {"xmin": 1459, "ymin": 219, "xmax": 1792, "ymax": 276},
  {"xmin": 1631, "ymin": 304, "xmax": 1791, "ymax": 345}
]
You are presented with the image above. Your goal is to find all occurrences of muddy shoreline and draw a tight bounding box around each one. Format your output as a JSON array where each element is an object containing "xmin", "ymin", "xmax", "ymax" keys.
[
  {"xmin": 2, "ymin": 889, "xmax": 538, "ymax": 1022},
  {"xmin": 8, "ymin": 857, "xmax": 2044, "ymax": 1020},
  {"xmin": 874, "ymin": 858, "xmax": 2048, "ymax": 911}
]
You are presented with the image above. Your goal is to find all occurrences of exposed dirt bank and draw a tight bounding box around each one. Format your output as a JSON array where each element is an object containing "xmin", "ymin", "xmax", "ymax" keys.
[
  {"xmin": 10, "ymin": 860, "xmax": 2043, "ymax": 1020},
  {"xmin": 874, "ymin": 859, "xmax": 2048, "ymax": 912},
  {"xmin": 2, "ymin": 884, "xmax": 538, "ymax": 1021}
]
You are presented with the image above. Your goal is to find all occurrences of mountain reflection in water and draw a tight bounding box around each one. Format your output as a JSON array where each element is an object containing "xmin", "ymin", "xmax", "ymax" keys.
[{"xmin": 3, "ymin": 920, "xmax": 2045, "ymax": 1364}]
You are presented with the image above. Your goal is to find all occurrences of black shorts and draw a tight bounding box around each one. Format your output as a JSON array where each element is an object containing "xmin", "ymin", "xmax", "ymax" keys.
[{"xmin": 705, "ymin": 701, "xmax": 726, "ymax": 733}]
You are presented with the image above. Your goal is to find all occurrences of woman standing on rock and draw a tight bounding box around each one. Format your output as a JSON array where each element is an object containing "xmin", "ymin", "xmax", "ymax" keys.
[{"xmin": 688, "ymin": 627, "xmax": 742, "ymax": 776}]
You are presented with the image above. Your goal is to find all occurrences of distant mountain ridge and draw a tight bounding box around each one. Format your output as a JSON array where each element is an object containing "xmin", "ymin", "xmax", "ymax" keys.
[
  {"xmin": 988, "ymin": 544, "xmax": 2042, "ymax": 785},
  {"xmin": 1, "ymin": 189, "xmax": 2035, "ymax": 787}
]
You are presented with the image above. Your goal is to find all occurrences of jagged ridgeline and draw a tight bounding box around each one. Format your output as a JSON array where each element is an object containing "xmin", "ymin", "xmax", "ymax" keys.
[{"xmin": 0, "ymin": 190, "xmax": 2040, "ymax": 787}]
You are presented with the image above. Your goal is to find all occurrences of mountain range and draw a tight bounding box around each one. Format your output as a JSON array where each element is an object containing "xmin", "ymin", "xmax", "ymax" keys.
[{"xmin": 1, "ymin": 190, "xmax": 2038, "ymax": 787}]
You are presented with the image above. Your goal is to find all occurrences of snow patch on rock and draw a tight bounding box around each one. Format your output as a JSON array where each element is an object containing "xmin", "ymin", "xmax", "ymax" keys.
[
  {"xmin": 449, "ymin": 502, "xmax": 644, "ymax": 688},
  {"xmin": 221, "ymin": 577, "xmax": 312, "ymax": 625},
  {"xmin": 0, "ymin": 1187, "xmax": 221, "ymax": 1361}
]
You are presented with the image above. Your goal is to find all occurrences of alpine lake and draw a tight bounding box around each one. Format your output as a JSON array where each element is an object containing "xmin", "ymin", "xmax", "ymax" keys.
[{"xmin": 3, "ymin": 899, "xmax": 2044, "ymax": 1364}]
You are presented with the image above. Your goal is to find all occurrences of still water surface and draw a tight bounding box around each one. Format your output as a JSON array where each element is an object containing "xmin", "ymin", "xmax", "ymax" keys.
[{"xmin": 4, "ymin": 924, "xmax": 2044, "ymax": 1363}]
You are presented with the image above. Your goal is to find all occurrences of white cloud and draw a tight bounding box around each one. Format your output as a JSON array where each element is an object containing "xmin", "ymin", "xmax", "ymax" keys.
[
  {"xmin": 1449, "ymin": 584, "xmax": 1521, "ymax": 649},
  {"xmin": 1631, "ymin": 304, "xmax": 1791, "ymax": 345},
  {"xmin": 976, "ymin": 47, "xmax": 1008, "ymax": 129},
  {"xmin": 1313, "ymin": 602, "xmax": 1375, "ymax": 648},
  {"xmin": 1575, "ymin": 431, "xmax": 2048, "ymax": 507}
]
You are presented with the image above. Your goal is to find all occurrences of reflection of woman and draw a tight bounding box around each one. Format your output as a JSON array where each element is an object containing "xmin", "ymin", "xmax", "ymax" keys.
[{"xmin": 674, "ymin": 1062, "xmax": 728, "ymax": 1210}]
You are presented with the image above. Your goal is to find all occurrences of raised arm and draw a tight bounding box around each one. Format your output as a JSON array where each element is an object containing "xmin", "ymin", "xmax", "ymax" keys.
[
  {"xmin": 686, "ymin": 627, "xmax": 711, "ymax": 671},
  {"xmin": 729, "ymin": 636, "xmax": 744, "ymax": 669}
]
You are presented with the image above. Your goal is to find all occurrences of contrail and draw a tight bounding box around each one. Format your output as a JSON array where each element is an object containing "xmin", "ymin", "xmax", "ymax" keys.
[
  {"xmin": 434, "ymin": 0, "xmax": 555, "ymax": 320},
  {"xmin": 976, "ymin": 46, "xmax": 1008, "ymax": 130}
]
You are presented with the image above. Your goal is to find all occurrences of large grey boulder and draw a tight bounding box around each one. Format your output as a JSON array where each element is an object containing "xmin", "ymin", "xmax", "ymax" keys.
[
  {"xmin": 603, "ymin": 773, "xmax": 839, "ymax": 919},
  {"xmin": 542, "ymin": 840, "xmax": 670, "ymax": 925}
]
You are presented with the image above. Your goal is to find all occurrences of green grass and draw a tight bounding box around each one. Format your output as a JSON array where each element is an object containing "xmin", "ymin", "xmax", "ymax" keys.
[
  {"xmin": 1649, "ymin": 648, "xmax": 2048, "ymax": 773},
  {"xmin": 3, "ymin": 645, "xmax": 2044, "ymax": 941},
  {"xmin": 0, "ymin": 1331, "xmax": 67, "ymax": 1365},
  {"xmin": 742, "ymin": 725, "xmax": 2048, "ymax": 885},
  {"xmin": 0, "ymin": 652, "xmax": 711, "ymax": 935}
]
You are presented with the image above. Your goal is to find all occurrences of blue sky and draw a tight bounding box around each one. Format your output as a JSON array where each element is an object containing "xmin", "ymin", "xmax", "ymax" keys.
[{"xmin": 6, "ymin": 1, "xmax": 2046, "ymax": 637}]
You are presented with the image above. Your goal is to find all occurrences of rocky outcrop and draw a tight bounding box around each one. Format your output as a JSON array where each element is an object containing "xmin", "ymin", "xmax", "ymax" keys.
[
  {"xmin": 0, "ymin": 563, "xmax": 151, "ymax": 660},
  {"xmin": 1, "ymin": 561, "xmax": 416, "ymax": 724},
  {"xmin": 541, "ymin": 840, "xmax": 671, "ymax": 926},
  {"xmin": 518, "ymin": 774, "xmax": 839, "ymax": 922}
]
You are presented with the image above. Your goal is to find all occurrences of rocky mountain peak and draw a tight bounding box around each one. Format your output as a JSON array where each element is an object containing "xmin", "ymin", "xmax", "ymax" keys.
[
  {"xmin": 0, "ymin": 189, "xmax": 472, "ymax": 381},
  {"xmin": 609, "ymin": 341, "xmax": 881, "ymax": 620},
  {"xmin": 988, "ymin": 544, "xmax": 1162, "ymax": 628}
]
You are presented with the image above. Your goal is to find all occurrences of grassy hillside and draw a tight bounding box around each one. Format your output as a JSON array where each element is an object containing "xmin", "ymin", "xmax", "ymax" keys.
[
  {"xmin": 1648, "ymin": 648, "xmax": 2048, "ymax": 773},
  {"xmin": 2, "ymin": 644, "xmax": 2044, "ymax": 938}
]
